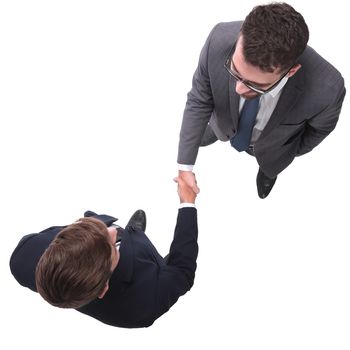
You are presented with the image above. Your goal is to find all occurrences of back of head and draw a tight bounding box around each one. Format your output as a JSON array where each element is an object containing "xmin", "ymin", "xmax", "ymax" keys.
[
  {"xmin": 35, "ymin": 217, "xmax": 112, "ymax": 309},
  {"xmin": 241, "ymin": 2, "xmax": 309, "ymax": 72}
]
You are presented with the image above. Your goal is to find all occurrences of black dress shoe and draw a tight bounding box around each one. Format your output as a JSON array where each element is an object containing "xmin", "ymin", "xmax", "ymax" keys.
[
  {"xmin": 256, "ymin": 168, "xmax": 277, "ymax": 199},
  {"xmin": 126, "ymin": 210, "xmax": 146, "ymax": 232}
]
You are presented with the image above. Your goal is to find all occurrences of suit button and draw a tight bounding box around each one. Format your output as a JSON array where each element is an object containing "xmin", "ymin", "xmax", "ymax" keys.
[{"xmin": 226, "ymin": 134, "xmax": 230, "ymax": 139}]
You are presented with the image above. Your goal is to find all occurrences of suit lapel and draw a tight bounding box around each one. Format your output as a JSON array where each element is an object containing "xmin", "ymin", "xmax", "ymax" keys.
[
  {"xmin": 112, "ymin": 228, "xmax": 134, "ymax": 283},
  {"xmin": 259, "ymin": 68, "xmax": 305, "ymax": 139},
  {"xmin": 228, "ymin": 75, "xmax": 240, "ymax": 129}
]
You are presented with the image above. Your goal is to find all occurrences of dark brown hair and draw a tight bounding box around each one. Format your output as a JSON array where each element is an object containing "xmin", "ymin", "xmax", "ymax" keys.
[
  {"xmin": 241, "ymin": 2, "xmax": 309, "ymax": 72},
  {"xmin": 36, "ymin": 217, "xmax": 113, "ymax": 308}
]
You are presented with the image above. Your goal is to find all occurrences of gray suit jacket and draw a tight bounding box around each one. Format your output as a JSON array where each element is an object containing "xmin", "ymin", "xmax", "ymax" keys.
[{"xmin": 178, "ymin": 21, "xmax": 346, "ymax": 178}]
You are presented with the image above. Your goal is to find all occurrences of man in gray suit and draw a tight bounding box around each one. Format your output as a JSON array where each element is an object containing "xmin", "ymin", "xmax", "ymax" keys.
[{"xmin": 177, "ymin": 2, "xmax": 345, "ymax": 198}]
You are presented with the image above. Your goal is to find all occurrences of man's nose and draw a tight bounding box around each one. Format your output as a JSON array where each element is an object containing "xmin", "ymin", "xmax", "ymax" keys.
[{"xmin": 235, "ymin": 81, "xmax": 251, "ymax": 95}]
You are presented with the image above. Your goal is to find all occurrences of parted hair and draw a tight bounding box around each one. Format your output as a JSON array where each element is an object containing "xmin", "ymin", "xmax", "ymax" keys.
[
  {"xmin": 35, "ymin": 217, "xmax": 113, "ymax": 309},
  {"xmin": 241, "ymin": 2, "xmax": 309, "ymax": 72}
]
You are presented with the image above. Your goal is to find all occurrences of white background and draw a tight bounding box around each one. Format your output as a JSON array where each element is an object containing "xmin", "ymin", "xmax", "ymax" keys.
[{"xmin": 0, "ymin": 1, "xmax": 349, "ymax": 349}]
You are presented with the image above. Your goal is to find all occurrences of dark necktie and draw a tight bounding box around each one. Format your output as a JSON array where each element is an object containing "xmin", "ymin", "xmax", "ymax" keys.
[{"xmin": 230, "ymin": 96, "xmax": 260, "ymax": 152}]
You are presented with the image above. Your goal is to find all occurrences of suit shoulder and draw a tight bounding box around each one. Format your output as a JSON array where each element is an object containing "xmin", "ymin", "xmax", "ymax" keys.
[
  {"xmin": 213, "ymin": 21, "xmax": 243, "ymax": 32},
  {"xmin": 9, "ymin": 233, "xmax": 39, "ymax": 290},
  {"xmin": 301, "ymin": 46, "xmax": 345, "ymax": 91},
  {"xmin": 205, "ymin": 21, "xmax": 242, "ymax": 60},
  {"xmin": 209, "ymin": 21, "xmax": 242, "ymax": 43},
  {"xmin": 10, "ymin": 226, "xmax": 63, "ymax": 290},
  {"xmin": 10, "ymin": 233, "xmax": 38, "ymax": 269}
]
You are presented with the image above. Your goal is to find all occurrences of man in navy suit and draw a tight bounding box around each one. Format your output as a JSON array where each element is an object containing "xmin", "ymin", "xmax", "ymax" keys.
[{"xmin": 10, "ymin": 176, "xmax": 199, "ymax": 328}]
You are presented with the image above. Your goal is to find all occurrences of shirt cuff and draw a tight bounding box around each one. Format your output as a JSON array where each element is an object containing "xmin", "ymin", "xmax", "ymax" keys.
[
  {"xmin": 179, "ymin": 203, "xmax": 196, "ymax": 208},
  {"xmin": 178, "ymin": 163, "xmax": 194, "ymax": 172}
]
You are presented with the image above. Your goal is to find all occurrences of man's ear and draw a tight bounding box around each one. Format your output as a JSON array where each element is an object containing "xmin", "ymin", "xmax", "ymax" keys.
[
  {"xmin": 98, "ymin": 281, "xmax": 109, "ymax": 299},
  {"xmin": 287, "ymin": 63, "xmax": 302, "ymax": 78}
]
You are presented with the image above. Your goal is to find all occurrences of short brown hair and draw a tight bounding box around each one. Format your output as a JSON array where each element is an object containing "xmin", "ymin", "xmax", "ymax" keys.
[
  {"xmin": 241, "ymin": 2, "xmax": 309, "ymax": 72},
  {"xmin": 36, "ymin": 217, "xmax": 113, "ymax": 308}
]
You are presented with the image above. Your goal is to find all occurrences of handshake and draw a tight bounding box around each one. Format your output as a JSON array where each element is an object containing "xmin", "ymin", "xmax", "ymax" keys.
[{"xmin": 174, "ymin": 170, "xmax": 199, "ymax": 204}]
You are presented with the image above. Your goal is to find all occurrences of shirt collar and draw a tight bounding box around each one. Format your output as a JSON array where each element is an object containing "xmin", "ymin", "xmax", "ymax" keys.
[{"xmin": 266, "ymin": 76, "xmax": 289, "ymax": 98}]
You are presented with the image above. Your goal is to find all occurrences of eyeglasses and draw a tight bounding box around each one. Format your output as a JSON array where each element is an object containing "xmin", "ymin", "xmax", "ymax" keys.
[{"xmin": 224, "ymin": 43, "xmax": 292, "ymax": 95}]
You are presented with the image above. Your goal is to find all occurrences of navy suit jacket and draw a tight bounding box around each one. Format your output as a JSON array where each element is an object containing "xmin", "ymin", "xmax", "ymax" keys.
[{"xmin": 10, "ymin": 208, "xmax": 198, "ymax": 328}]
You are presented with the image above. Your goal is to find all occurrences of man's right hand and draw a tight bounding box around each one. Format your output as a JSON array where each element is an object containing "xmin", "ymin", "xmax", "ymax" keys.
[
  {"xmin": 178, "ymin": 170, "xmax": 200, "ymax": 194},
  {"xmin": 174, "ymin": 173, "xmax": 198, "ymax": 204}
]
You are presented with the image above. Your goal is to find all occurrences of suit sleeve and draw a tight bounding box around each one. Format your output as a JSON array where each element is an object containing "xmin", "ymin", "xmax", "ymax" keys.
[
  {"xmin": 156, "ymin": 207, "xmax": 198, "ymax": 313},
  {"xmin": 297, "ymin": 76, "xmax": 346, "ymax": 156},
  {"xmin": 177, "ymin": 25, "xmax": 218, "ymax": 165}
]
